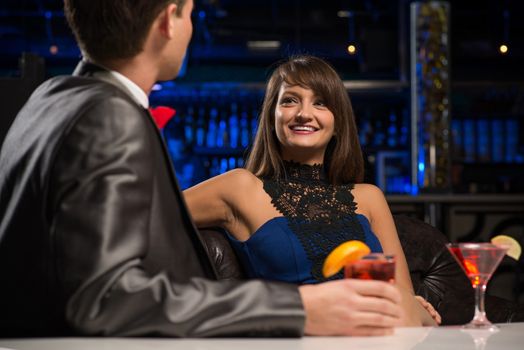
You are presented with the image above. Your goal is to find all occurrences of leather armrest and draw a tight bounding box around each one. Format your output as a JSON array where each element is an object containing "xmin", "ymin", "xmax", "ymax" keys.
[
  {"xmin": 394, "ymin": 215, "xmax": 523, "ymax": 324},
  {"xmin": 199, "ymin": 227, "xmax": 245, "ymax": 280},
  {"xmin": 394, "ymin": 215, "xmax": 475, "ymax": 325}
]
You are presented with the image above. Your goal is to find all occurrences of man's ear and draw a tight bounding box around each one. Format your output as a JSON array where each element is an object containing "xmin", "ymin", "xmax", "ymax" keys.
[{"xmin": 158, "ymin": 3, "xmax": 178, "ymax": 38}]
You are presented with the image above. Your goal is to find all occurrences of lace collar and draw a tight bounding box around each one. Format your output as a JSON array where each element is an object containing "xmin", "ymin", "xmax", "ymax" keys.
[
  {"xmin": 282, "ymin": 160, "xmax": 327, "ymax": 182},
  {"xmin": 263, "ymin": 161, "xmax": 362, "ymax": 282}
]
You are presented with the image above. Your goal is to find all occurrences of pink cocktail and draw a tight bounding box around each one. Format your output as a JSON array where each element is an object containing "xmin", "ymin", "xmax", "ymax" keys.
[
  {"xmin": 344, "ymin": 253, "xmax": 395, "ymax": 282},
  {"xmin": 446, "ymin": 243, "xmax": 509, "ymax": 331}
]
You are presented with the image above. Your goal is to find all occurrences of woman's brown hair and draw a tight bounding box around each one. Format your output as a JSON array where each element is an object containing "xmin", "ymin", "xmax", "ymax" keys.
[{"xmin": 245, "ymin": 55, "xmax": 364, "ymax": 185}]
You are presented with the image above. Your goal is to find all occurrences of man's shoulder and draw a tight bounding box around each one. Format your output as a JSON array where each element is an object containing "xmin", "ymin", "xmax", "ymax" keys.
[
  {"xmin": 23, "ymin": 74, "xmax": 145, "ymax": 131},
  {"xmin": 38, "ymin": 75, "xmax": 136, "ymax": 105},
  {"xmin": 2, "ymin": 74, "xmax": 148, "ymax": 172}
]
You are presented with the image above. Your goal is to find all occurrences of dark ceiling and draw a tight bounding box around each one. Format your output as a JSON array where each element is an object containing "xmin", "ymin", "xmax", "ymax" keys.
[{"xmin": 0, "ymin": 0, "xmax": 523, "ymax": 82}]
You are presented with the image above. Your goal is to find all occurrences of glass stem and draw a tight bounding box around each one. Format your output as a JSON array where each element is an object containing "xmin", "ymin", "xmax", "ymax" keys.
[{"xmin": 473, "ymin": 283, "xmax": 488, "ymax": 323}]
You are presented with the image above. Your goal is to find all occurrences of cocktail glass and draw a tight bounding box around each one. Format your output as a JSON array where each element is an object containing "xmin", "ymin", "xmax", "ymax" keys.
[
  {"xmin": 446, "ymin": 243, "xmax": 509, "ymax": 331},
  {"xmin": 462, "ymin": 328, "xmax": 498, "ymax": 350},
  {"xmin": 344, "ymin": 253, "xmax": 395, "ymax": 282}
]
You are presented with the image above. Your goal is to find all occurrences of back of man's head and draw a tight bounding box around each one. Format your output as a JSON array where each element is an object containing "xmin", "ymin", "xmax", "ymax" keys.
[{"xmin": 64, "ymin": 0, "xmax": 187, "ymax": 64}]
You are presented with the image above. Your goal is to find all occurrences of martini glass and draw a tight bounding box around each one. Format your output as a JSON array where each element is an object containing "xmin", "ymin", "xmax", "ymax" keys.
[
  {"xmin": 446, "ymin": 243, "xmax": 509, "ymax": 331},
  {"xmin": 461, "ymin": 328, "xmax": 498, "ymax": 350}
]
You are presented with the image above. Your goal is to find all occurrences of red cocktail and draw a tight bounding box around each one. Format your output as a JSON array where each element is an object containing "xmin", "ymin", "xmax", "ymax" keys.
[
  {"xmin": 344, "ymin": 253, "xmax": 395, "ymax": 282},
  {"xmin": 446, "ymin": 243, "xmax": 509, "ymax": 331}
]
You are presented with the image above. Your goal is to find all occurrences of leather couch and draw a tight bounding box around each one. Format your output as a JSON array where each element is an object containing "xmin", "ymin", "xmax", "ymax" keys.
[{"xmin": 200, "ymin": 215, "xmax": 523, "ymax": 325}]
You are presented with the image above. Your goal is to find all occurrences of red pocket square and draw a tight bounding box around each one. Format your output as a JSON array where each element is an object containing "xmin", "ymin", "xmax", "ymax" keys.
[{"xmin": 149, "ymin": 106, "xmax": 176, "ymax": 129}]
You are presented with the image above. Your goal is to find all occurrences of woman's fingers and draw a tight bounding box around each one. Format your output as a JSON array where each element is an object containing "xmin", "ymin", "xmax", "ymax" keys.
[{"xmin": 415, "ymin": 295, "xmax": 442, "ymax": 324}]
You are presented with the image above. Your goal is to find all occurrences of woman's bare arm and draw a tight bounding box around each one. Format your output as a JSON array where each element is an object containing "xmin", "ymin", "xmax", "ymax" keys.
[
  {"xmin": 354, "ymin": 184, "xmax": 437, "ymax": 327},
  {"xmin": 183, "ymin": 168, "xmax": 256, "ymax": 241}
]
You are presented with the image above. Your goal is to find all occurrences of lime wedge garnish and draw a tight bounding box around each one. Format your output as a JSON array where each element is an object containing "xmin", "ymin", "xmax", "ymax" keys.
[{"xmin": 491, "ymin": 235, "xmax": 522, "ymax": 260}]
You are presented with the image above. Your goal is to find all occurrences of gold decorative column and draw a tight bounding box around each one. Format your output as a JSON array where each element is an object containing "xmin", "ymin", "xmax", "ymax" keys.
[{"xmin": 410, "ymin": 1, "xmax": 451, "ymax": 193}]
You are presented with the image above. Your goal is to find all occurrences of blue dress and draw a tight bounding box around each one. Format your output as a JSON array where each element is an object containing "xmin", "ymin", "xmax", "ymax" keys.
[{"xmin": 228, "ymin": 161, "xmax": 383, "ymax": 284}]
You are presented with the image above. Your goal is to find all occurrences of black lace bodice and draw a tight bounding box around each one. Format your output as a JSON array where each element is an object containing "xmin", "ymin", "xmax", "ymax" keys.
[{"xmin": 262, "ymin": 161, "xmax": 366, "ymax": 281}]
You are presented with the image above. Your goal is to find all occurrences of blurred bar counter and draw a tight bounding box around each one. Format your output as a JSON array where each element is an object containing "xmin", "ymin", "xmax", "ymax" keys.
[{"xmin": 387, "ymin": 193, "xmax": 524, "ymax": 242}]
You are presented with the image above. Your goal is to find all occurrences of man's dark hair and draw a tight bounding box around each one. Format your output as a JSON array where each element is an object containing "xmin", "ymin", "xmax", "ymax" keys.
[{"xmin": 64, "ymin": 0, "xmax": 187, "ymax": 63}]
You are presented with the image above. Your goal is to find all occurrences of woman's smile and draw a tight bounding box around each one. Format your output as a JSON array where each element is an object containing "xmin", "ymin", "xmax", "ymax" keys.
[{"xmin": 289, "ymin": 124, "xmax": 319, "ymax": 134}]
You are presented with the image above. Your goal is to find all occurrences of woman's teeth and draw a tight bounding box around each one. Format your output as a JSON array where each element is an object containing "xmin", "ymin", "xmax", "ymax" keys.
[{"xmin": 291, "ymin": 126, "xmax": 316, "ymax": 132}]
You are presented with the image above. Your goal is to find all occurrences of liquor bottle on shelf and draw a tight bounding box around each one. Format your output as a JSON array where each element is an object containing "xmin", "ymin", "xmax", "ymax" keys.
[
  {"xmin": 195, "ymin": 106, "xmax": 207, "ymax": 147},
  {"xmin": 228, "ymin": 157, "xmax": 236, "ymax": 170},
  {"xmin": 184, "ymin": 106, "xmax": 195, "ymax": 145},
  {"xmin": 387, "ymin": 110, "xmax": 398, "ymax": 148},
  {"xmin": 240, "ymin": 110, "xmax": 250, "ymax": 148},
  {"xmin": 476, "ymin": 118, "xmax": 490, "ymax": 162},
  {"xmin": 399, "ymin": 109, "xmax": 409, "ymax": 147},
  {"xmin": 209, "ymin": 157, "xmax": 220, "ymax": 177},
  {"xmin": 219, "ymin": 158, "xmax": 228, "ymax": 174},
  {"xmin": 462, "ymin": 118, "xmax": 476, "ymax": 163},
  {"xmin": 490, "ymin": 118, "xmax": 504, "ymax": 163},
  {"xmin": 216, "ymin": 110, "xmax": 228, "ymax": 148},
  {"xmin": 505, "ymin": 118, "xmax": 519, "ymax": 163},
  {"xmin": 373, "ymin": 120, "xmax": 386, "ymax": 147},
  {"xmin": 250, "ymin": 109, "xmax": 259, "ymax": 142},
  {"xmin": 451, "ymin": 118, "xmax": 463, "ymax": 161},
  {"xmin": 206, "ymin": 107, "xmax": 218, "ymax": 148},
  {"xmin": 229, "ymin": 102, "xmax": 239, "ymax": 149},
  {"xmin": 359, "ymin": 119, "xmax": 372, "ymax": 147}
]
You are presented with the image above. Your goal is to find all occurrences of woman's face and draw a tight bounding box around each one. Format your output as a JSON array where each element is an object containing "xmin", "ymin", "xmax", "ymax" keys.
[{"xmin": 274, "ymin": 83, "xmax": 335, "ymax": 164}]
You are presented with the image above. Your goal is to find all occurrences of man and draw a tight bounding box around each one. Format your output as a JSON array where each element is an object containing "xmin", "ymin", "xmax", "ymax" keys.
[{"xmin": 0, "ymin": 0, "xmax": 403, "ymax": 337}]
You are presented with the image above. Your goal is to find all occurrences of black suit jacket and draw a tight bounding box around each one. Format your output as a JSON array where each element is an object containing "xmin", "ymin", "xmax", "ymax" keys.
[{"xmin": 0, "ymin": 61, "xmax": 304, "ymax": 337}]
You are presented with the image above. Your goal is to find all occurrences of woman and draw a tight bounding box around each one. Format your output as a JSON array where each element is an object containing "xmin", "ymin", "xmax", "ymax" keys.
[{"xmin": 184, "ymin": 55, "xmax": 439, "ymax": 326}]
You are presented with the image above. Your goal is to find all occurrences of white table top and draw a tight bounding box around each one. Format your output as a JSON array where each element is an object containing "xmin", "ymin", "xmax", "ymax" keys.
[{"xmin": 1, "ymin": 323, "xmax": 523, "ymax": 350}]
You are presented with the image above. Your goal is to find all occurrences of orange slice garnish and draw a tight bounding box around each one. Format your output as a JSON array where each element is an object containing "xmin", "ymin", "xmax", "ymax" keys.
[{"xmin": 322, "ymin": 240, "xmax": 371, "ymax": 278}]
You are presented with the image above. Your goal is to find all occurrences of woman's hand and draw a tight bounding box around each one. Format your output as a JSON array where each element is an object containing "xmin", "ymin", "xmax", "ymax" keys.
[{"xmin": 414, "ymin": 295, "xmax": 442, "ymax": 325}]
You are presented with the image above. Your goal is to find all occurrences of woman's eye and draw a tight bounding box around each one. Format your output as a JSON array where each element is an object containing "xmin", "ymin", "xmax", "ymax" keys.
[
  {"xmin": 314, "ymin": 100, "xmax": 326, "ymax": 107},
  {"xmin": 280, "ymin": 97, "xmax": 296, "ymax": 105}
]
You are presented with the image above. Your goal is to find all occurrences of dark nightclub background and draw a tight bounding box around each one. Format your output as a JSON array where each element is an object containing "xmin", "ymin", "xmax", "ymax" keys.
[{"xmin": 2, "ymin": 0, "xmax": 523, "ymax": 192}]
